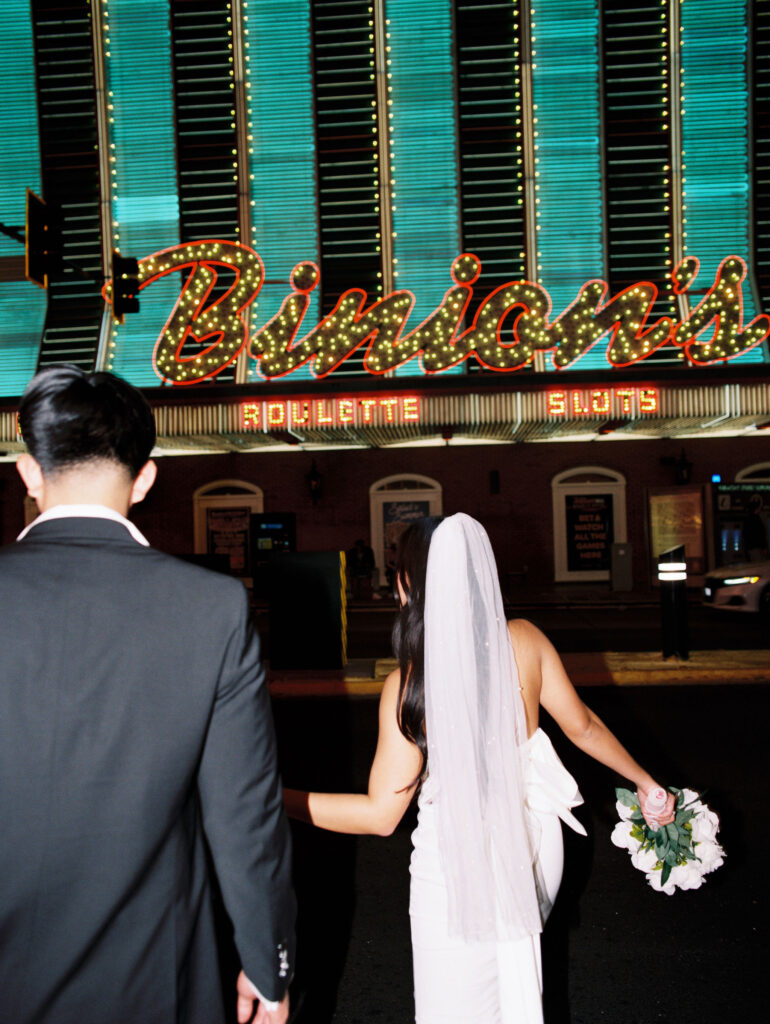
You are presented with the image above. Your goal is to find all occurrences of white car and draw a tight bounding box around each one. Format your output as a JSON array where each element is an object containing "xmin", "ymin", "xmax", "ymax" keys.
[{"xmin": 703, "ymin": 560, "xmax": 770, "ymax": 615}]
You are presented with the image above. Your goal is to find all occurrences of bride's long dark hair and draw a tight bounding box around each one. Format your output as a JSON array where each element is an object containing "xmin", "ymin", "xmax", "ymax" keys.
[{"xmin": 391, "ymin": 515, "xmax": 444, "ymax": 778}]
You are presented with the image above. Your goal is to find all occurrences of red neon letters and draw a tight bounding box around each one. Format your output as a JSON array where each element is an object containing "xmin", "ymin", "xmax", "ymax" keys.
[
  {"xmin": 241, "ymin": 395, "xmax": 421, "ymax": 430},
  {"xmin": 547, "ymin": 387, "xmax": 659, "ymax": 417}
]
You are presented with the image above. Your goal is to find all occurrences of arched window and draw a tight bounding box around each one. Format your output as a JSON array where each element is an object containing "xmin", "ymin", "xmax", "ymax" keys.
[
  {"xmin": 736, "ymin": 462, "xmax": 770, "ymax": 482},
  {"xmin": 369, "ymin": 474, "xmax": 442, "ymax": 586},
  {"xmin": 193, "ymin": 480, "xmax": 264, "ymax": 580},
  {"xmin": 551, "ymin": 467, "xmax": 627, "ymax": 582}
]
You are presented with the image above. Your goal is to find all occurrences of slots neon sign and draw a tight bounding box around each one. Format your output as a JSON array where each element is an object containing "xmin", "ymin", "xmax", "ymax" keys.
[
  {"xmin": 104, "ymin": 243, "xmax": 770, "ymax": 385},
  {"xmin": 547, "ymin": 387, "xmax": 659, "ymax": 417}
]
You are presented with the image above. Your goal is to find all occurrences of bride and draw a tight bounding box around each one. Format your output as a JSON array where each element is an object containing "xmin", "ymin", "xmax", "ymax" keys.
[{"xmin": 283, "ymin": 514, "xmax": 674, "ymax": 1023}]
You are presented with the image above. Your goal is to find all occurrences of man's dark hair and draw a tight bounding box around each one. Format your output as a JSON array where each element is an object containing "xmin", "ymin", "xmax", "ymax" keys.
[{"xmin": 18, "ymin": 365, "xmax": 156, "ymax": 478}]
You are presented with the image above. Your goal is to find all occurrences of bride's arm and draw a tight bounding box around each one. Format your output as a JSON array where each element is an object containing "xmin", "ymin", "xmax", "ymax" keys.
[
  {"xmin": 522, "ymin": 620, "xmax": 675, "ymax": 826},
  {"xmin": 283, "ymin": 669, "xmax": 423, "ymax": 837}
]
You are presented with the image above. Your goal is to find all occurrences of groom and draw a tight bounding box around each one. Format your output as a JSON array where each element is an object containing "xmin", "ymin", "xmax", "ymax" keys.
[{"xmin": 0, "ymin": 367, "xmax": 295, "ymax": 1024}]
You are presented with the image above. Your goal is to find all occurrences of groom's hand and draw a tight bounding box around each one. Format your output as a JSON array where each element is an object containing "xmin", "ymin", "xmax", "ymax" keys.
[{"xmin": 236, "ymin": 971, "xmax": 290, "ymax": 1024}]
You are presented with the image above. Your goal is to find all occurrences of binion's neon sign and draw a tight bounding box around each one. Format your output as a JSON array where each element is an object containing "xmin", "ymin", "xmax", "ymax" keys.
[{"xmin": 104, "ymin": 242, "xmax": 770, "ymax": 385}]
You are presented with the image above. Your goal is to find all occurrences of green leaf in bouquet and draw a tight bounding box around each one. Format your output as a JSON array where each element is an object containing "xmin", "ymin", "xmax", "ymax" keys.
[
  {"xmin": 615, "ymin": 788, "xmax": 638, "ymax": 808},
  {"xmin": 661, "ymin": 861, "xmax": 673, "ymax": 885},
  {"xmin": 666, "ymin": 823, "xmax": 679, "ymax": 842},
  {"xmin": 665, "ymin": 848, "xmax": 678, "ymax": 867},
  {"xmin": 654, "ymin": 833, "xmax": 668, "ymax": 857},
  {"xmin": 630, "ymin": 824, "xmax": 646, "ymax": 842},
  {"xmin": 676, "ymin": 808, "xmax": 695, "ymax": 826}
]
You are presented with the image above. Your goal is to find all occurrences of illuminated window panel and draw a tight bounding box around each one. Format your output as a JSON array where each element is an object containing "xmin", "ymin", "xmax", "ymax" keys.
[
  {"xmin": 601, "ymin": 0, "xmax": 679, "ymax": 367},
  {"xmin": 172, "ymin": 1, "xmax": 238, "ymax": 242},
  {"xmin": 103, "ymin": 0, "xmax": 182, "ymax": 385},
  {"xmin": 753, "ymin": 0, "xmax": 770, "ymax": 322},
  {"xmin": 455, "ymin": 0, "xmax": 526, "ymax": 322},
  {"xmin": 531, "ymin": 0, "xmax": 605, "ymax": 371},
  {"xmin": 681, "ymin": 0, "xmax": 763, "ymax": 363},
  {"xmin": 30, "ymin": 0, "xmax": 103, "ymax": 373},
  {"xmin": 245, "ymin": 0, "xmax": 318, "ymax": 384},
  {"xmin": 387, "ymin": 0, "xmax": 461, "ymax": 377},
  {"xmin": 312, "ymin": 0, "xmax": 381, "ymax": 376},
  {"xmin": 171, "ymin": 0, "xmax": 240, "ymax": 383},
  {"xmin": 0, "ymin": 2, "xmax": 46, "ymax": 395}
]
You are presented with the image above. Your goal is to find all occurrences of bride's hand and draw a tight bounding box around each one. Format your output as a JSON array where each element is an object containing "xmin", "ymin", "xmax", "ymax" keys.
[{"xmin": 637, "ymin": 783, "xmax": 676, "ymax": 830}]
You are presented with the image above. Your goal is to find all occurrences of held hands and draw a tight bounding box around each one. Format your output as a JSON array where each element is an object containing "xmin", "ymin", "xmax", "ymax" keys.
[
  {"xmin": 637, "ymin": 783, "xmax": 676, "ymax": 830},
  {"xmin": 236, "ymin": 971, "xmax": 289, "ymax": 1024}
]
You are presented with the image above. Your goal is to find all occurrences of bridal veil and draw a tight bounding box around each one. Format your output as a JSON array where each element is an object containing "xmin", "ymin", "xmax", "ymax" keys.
[{"xmin": 423, "ymin": 513, "xmax": 541, "ymax": 943}]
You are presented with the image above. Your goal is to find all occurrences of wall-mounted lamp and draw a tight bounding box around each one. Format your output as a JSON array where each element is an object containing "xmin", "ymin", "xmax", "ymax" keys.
[
  {"xmin": 660, "ymin": 449, "xmax": 692, "ymax": 485},
  {"xmin": 307, "ymin": 460, "xmax": 323, "ymax": 505}
]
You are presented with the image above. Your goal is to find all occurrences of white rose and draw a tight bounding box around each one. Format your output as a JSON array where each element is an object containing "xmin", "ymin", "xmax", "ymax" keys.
[
  {"xmin": 631, "ymin": 846, "xmax": 658, "ymax": 872},
  {"xmin": 611, "ymin": 822, "xmax": 637, "ymax": 851},
  {"xmin": 696, "ymin": 840, "xmax": 725, "ymax": 875},
  {"xmin": 616, "ymin": 799, "xmax": 636, "ymax": 822},
  {"xmin": 645, "ymin": 869, "xmax": 676, "ymax": 896},
  {"xmin": 680, "ymin": 788, "xmax": 703, "ymax": 813},
  {"xmin": 669, "ymin": 863, "xmax": 704, "ymax": 891},
  {"xmin": 692, "ymin": 808, "xmax": 720, "ymax": 844}
]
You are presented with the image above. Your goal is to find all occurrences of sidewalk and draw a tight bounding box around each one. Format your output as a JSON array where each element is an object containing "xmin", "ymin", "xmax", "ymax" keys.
[{"xmin": 267, "ymin": 648, "xmax": 769, "ymax": 697}]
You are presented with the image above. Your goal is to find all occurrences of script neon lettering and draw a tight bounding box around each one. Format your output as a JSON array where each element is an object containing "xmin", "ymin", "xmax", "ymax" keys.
[{"xmin": 111, "ymin": 243, "xmax": 770, "ymax": 384}]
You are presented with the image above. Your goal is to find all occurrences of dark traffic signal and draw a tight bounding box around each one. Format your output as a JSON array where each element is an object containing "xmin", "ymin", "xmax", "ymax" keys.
[
  {"xmin": 25, "ymin": 189, "xmax": 61, "ymax": 289},
  {"xmin": 111, "ymin": 251, "xmax": 140, "ymax": 320}
]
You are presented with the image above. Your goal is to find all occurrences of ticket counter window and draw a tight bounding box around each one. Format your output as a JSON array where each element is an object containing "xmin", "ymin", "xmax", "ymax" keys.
[{"xmin": 551, "ymin": 467, "xmax": 627, "ymax": 583}]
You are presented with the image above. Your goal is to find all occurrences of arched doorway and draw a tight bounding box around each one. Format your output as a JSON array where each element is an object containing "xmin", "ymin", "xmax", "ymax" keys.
[
  {"xmin": 193, "ymin": 480, "xmax": 264, "ymax": 580},
  {"xmin": 369, "ymin": 475, "xmax": 442, "ymax": 587},
  {"xmin": 551, "ymin": 467, "xmax": 627, "ymax": 582},
  {"xmin": 714, "ymin": 463, "xmax": 770, "ymax": 563},
  {"xmin": 736, "ymin": 462, "xmax": 770, "ymax": 482}
]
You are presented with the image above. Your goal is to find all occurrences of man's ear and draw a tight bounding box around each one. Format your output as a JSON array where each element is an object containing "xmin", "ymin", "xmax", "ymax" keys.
[
  {"xmin": 16, "ymin": 454, "xmax": 45, "ymax": 503},
  {"xmin": 129, "ymin": 459, "xmax": 157, "ymax": 507}
]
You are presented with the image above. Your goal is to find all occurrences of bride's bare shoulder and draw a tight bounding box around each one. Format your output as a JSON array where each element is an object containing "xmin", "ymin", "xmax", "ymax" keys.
[{"xmin": 506, "ymin": 617, "xmax": 548, "ymax": 654}]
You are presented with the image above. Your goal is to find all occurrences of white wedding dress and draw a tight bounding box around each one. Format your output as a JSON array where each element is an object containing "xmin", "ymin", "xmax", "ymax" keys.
[{"xmin": 409, "ymin": 728, "xmax": 586, "ymax": 1024}]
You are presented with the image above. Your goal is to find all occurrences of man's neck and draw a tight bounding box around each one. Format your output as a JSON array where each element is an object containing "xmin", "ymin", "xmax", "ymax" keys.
[{"xmin": 37, "ymin": 465, "xmax": 134, "ymax": 518}]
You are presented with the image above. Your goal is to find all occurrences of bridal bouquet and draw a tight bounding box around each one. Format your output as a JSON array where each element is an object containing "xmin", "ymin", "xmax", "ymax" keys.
[{"xmin": 611, "ymin": 787, "xmax": 724, "ymax": 895}]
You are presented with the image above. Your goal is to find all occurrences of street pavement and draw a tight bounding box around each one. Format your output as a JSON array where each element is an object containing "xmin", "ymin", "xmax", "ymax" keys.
[
  {"xmin": 272, "ymin": 683, "xmax": 769, "ymax": 1024},
  {"xmin": 254, "ymin": 591, "xmax": 768, "ymax": 1022}
]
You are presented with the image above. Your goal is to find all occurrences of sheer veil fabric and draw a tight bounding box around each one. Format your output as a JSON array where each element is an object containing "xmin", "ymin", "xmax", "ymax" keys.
[{"xmin": 423, "ymin": 513, "xmax": 542, "ymax": 942}]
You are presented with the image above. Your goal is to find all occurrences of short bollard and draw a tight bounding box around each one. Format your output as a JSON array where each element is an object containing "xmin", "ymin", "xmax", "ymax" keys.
[{"xmin": 658, "ymin": 544, "xmax": 689, "ymax": 660}]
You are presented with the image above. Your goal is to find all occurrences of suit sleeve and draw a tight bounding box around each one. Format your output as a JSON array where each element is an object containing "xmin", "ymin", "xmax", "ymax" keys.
[{"xmin": 197, "ymin": 585, "xmax": 296, "ymax": 1002}]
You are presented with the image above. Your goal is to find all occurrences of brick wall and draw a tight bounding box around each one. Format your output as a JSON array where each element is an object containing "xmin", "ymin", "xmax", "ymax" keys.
[{"xmin": 1, "ymin": 434, "xmax": 767, "ymax": 587}]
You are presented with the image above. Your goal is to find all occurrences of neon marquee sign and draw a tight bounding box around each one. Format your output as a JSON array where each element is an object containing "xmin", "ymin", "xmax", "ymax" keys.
[
  {"xmin": 547, "ymin": 387, "xmax": 659, "ymax": 417},
  {"xmin": 239, "ymin": 387, "xmax": 659, "ymax": 432},
  {"xmin": 241, "ymin": 394, "xmax": 421, "ymax": 430},
  {"xmin": 106, "ymin": 242, "xmax": 770, "ymax": 385}
]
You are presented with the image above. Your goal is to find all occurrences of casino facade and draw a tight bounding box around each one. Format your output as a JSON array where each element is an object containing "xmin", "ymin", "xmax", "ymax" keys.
[{"xmin": 0, "ymin": 0, "xmax": 768, "ymax": 592}]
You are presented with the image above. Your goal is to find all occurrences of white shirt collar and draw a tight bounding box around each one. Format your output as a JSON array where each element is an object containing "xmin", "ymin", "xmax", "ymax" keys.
[{"xmin": 17, "ymin": 504, "xmax": 150, "ymax": 547}]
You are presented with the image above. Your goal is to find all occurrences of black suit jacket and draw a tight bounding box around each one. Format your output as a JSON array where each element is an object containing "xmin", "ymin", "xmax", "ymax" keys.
[{"xmin": 0, "ymin": 516, "xmax": 295, "ymax": 1024}]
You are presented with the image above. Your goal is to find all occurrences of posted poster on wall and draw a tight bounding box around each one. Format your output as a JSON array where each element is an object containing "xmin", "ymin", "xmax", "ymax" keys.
[
  {"xmin": 206, "ymin": 506, "xmax": 251, "ymax": 575},
  {"xmin": 381, "ymin": 500, "xmax": 431, "ymax": 569},
  {"xmin": 648, "ymin": 490, "xmax": 705, "ymax": 578},
  {"xmin": 565, "ymin": 494, "xmax": 614, "ymax": 572}
]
